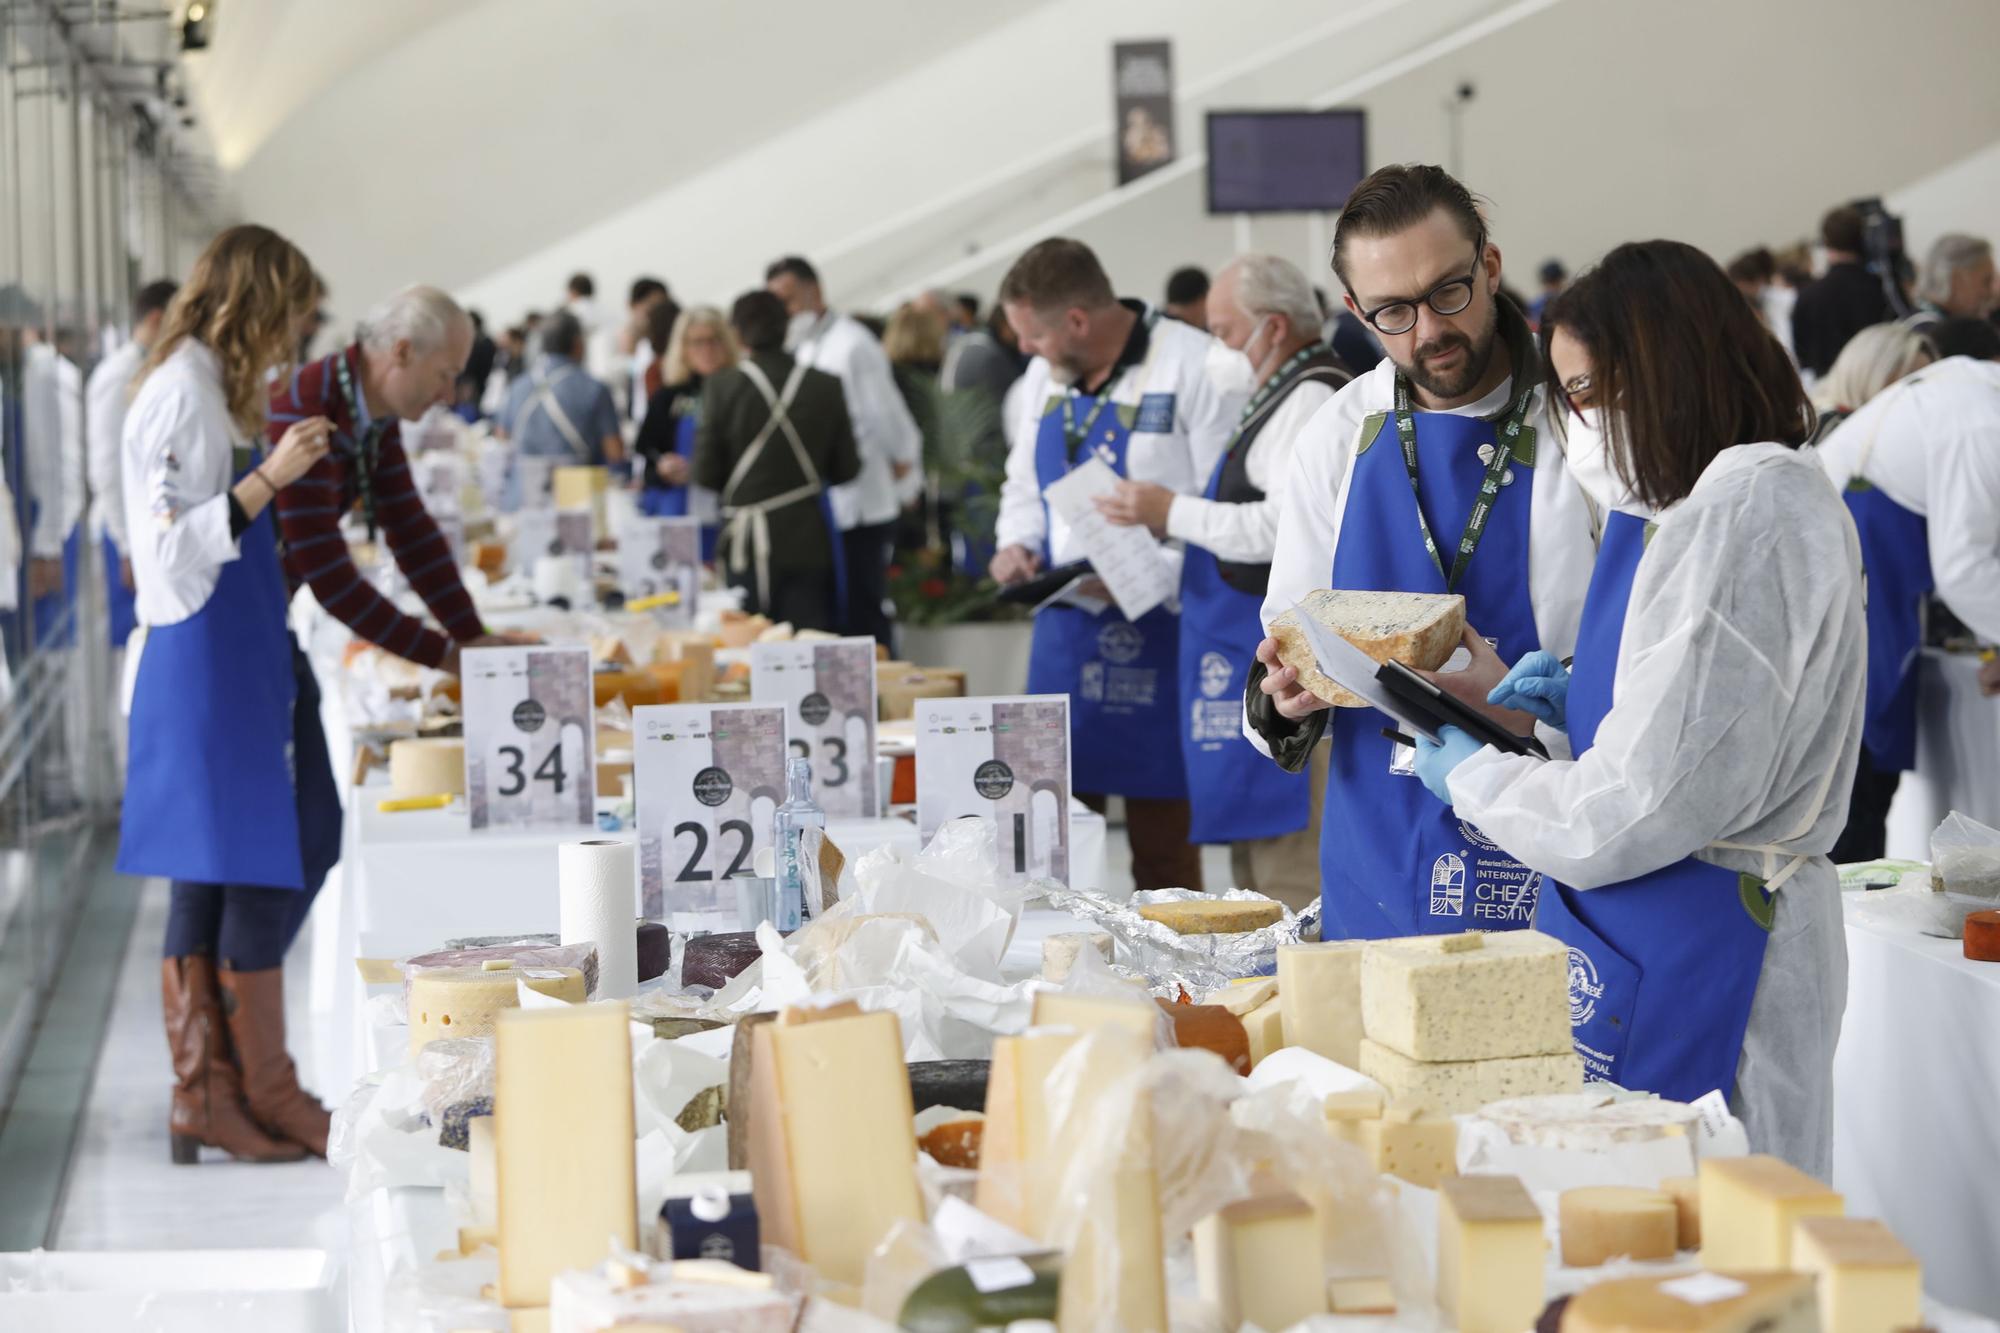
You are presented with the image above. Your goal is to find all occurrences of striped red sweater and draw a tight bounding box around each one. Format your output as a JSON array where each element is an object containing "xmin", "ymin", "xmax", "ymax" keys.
[{"xmin": 268, "ymin": 345, "xmax": 482, "ymax": 668}]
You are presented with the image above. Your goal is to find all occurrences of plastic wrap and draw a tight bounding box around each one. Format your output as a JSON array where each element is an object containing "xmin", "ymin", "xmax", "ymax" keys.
[
  {"xmin": 1932, "ymin": 812, "xmax": 2000, "ymax": 897},
  {"xmin": 1033, "ymin": 885, "xmax": 1304, "ymax": 994},
  {"xmin": 632, "ymin": 1032, "xmax": 731, "ymax": 1224},
  {"xmin": 380, "ymin": 1252, "xmax": 505, "ymax": 1333},
  {"xmin": 403, "ymin": 939, "xmax": 602, "ymax": 998},
  {"xmin": 327, "ymin": 1064, "xmax": 469, "ymax": 1199}
]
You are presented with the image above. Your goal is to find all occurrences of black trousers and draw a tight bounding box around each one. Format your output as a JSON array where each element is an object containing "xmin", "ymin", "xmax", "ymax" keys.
[
  {"xmin": 162, "ymin": 643, "xmax": 343, "ymax": 970},
  {"xmin": 732, "ymin": 566, "xmax": 840, "ymax": 635},
  {"xmin": 1830, "ymin": 744, "xmax": 1903, "ymax": 865},
  {"xmin": 840, "ymin": 521, "xmax": 896, "ymax": 652}
]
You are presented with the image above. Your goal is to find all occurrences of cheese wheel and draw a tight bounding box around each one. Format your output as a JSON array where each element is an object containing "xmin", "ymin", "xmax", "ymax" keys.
[
  {"xmin": 388, "ymin": 737, "xmax": 465, "ymax": 799},
  {"xmin": 407, "ymin": 963, "xmax": 585, "ymax": 1055},
  {"xmin": 1963, "ymin": 909, "xmax": 2000, "ymax": 961},
  {"xmin": 1559, "ymin": 1186, "xmax": 1679, "ymax": 1267},
  {"xmin": 1270, "ymin": 588, "xmax": 1466, "ymax": 707},
  {"xmin": 1559, "ymin": 1272, "xmax": 1818, "ymax": 1333},
  {"xmin": 1137, "ymin": 898, "xmax": 1284, "ymax": 935},
  {"xmin": 1660, "ymin": 1175, "xmax": 1700, "ymax": 1250}
]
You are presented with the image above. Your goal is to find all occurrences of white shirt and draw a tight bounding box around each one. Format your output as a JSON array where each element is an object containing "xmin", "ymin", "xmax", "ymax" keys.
[
  {"xmin": 86, "ymin": 339, "xmax": 145, "ymax": 556},
  {"xmin": 21, "ymin": 343, "xmax": 85, "ymax": 559},
  {"xmin": 1165, "ymin": 378, "xmax": 1335, "ymax": 563},
  {"xmin": 1815, "ymin": 356, "xmax": 2000, "ymax": 643},
  {"xmin": 997, "ymin": 308, "xmax": 1243, "ymax": 580},
  {"xmin": 120, "ymin": 340, "xmax": 249, "ymax": 627},
  {"xmin": 791, "ymin": 311, "xmax": 923, "ymax": 529},
  {"xmin": 1251, "ymin": 352, "xmax": 1598, "ymax": 754}
]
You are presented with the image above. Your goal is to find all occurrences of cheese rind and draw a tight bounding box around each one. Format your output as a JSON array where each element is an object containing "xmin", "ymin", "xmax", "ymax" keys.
[
  {"xmin": 1439, "ymin": 1175, "xmax": 1544, "ymax": 1333},
  {"xmin": 1271, "ymin": 588, "xmax": 1467, "ymax": 707},
  {"xmin": 1157, "ymin": 1001, "xmax": 1250, "ymax": 1075},
  {"xmin": 1661, "ymin": 1175, "xmax": 1701, "ymax": 1250},
  {"xmin": 1559, "ymin": 1186, "xmax": 1679, "ymax": 1267},
  {"xmin": 1361, "ymin": 929, "xmax": 1574, "ymax": 1061},
  {"xmin": 1561, "ymin": 1272, "xmax": 1819, "ymax": 1333},
  {"xmin": 494, "ymin": 1002, "xmax": 637, "ymax": 1308},
  {"xmin": 1791, "ymin": 1216, "xmax": 1921, "ymax": 1333},
  {"xmin": 1193, "ymin": 1192, "xmax": 1328, "ymax": 1331},
  {"xmin": 408, "ymin": 965, "xmax": 586, "ymax": 1056},
  {"xmin": 1698, "ymin": 1155, "xmax": 1843, "ymax": 1271},
  {"xmin": 1277, "ymin": 941, "xmax": 1365, "ymax": 1068},
  {"xmin": 1136, "ymin": 898, "xmax": 1283, "ymax": 935},
  {"xmin": 1359, "ymin": 1037, "xmax": 1583, "ymax": 1117},
  {"xmin": 1328, "ymin": 1277, "xmax": 1396, "ymax": 1314},
  {"xmin": 388, "ymin": 736, "xmax": 466, "ymax": 798}
]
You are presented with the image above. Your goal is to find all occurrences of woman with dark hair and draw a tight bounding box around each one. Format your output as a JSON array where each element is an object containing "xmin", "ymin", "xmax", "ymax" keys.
[{"xmin": 1413, "ymin": 240, "xmax": 1865, "ymax": 1176}]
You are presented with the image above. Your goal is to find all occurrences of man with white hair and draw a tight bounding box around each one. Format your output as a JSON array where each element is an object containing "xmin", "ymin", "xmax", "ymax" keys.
[
  {"xmin": 1908, "ymin": 233, "xmax": 1997, "ymax": 330},
  {"xmin": 1096, "ymin": 254, "xmax": 1351, "ymax": 909},
  {"xmin": 270, "ymin": 284, "xmax": 516, "ymax": 672}
]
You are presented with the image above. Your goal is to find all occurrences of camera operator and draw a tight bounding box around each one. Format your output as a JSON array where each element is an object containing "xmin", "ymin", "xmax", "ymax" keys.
[{"xmin": 1792, "ymin": 205, "xmax": 1894, "ymax": 377}]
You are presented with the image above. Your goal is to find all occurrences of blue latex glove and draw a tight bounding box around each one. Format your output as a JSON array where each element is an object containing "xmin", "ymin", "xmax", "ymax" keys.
[
  {"xmin": 1487, "ymin": 650, "xmax": 1572, "ymax": 732},
  {"xmin": 1413, "ymin": 724, "xmax": 1484, "ymax": 804}
]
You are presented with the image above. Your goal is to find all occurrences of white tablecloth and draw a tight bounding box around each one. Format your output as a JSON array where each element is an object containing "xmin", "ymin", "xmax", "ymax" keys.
[
  {"xmin": 1887, "ymin": 650, "xmax": 2000, "ymax": 860},
  {"xmin": 1833, "ymin": 894, "xmax": 2000, "ymax": 1316}
]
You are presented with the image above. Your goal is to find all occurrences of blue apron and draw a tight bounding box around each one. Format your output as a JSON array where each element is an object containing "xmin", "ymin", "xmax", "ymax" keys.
[
  {"xmin": 1179, "ymin": 451, "xmax": 1309, "ymax": 843},
  {"xmin": 1321, "ymin": 411, "xmax": 1543, "ymax": 937},
  {"xmin": 104, "ymin": 534, "xmax": 138, "ymax": 648},
  {"xmin": 118, "ymin": 473, "xmax": 310, "ymax": 891},
  {"xmin": 1841, "ymin": 482, "xmax": 1931, "ymax": 772},
  {"xmin": 1532, "ymin": 512, "xmax": 1772, "ymax": 1100},
  {"xmin": 1024, "ymin": 391, "xmax": 1185, "ymax": 801},
  {"xmin": 639, "ymin": 409, "xmax": 721, "ymax": 562}
]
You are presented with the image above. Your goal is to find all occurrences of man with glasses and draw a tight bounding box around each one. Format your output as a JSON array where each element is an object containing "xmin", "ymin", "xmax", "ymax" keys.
[{"xmin": 1245, "ymin": 163, "xmax": 1597, "ymax": 940}]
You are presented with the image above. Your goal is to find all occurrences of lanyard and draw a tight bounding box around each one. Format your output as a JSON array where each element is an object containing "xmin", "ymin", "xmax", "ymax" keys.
[
  {"xmin": 332, "ymin": 351, "xmax": 386, "ymax": 540},
  {"xmin": 1392, "ymin": 367, "xmax": 1535, "ymax": 592},
  {"xmin": 1060, "ymin": 388, "xmax": 1119, "ymax": 465}
]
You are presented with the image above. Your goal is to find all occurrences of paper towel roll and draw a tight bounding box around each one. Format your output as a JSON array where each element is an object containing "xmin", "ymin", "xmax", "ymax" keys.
[
  {"xmin": 532, "ymin": 553, "xmax": 586, "ymax": 605},
  {"xmin": 559, "ymin": 839, "xmax": 639, "ymax": 1000}
]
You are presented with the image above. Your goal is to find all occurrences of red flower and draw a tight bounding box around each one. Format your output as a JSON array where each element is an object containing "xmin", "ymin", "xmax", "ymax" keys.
[
  {"xmin": 920, "ymin": 577, "xmax": 949, "ymax": 598},
  {"xmin": 887, "ymin": 564, "xmax": 905, "ymax": 580}
]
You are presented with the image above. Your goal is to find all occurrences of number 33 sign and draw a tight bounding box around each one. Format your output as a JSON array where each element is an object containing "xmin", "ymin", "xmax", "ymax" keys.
[
  {"xmin": 750, "ymin": 638, "xmax": 879, "ymax": 818},
  {"xmin": 461, "ymin": 646, "xmax": 597, "ymax": 832},
  {"xmin": 632, "ymin": 703, "xmax": 789, "ymax": 925}
]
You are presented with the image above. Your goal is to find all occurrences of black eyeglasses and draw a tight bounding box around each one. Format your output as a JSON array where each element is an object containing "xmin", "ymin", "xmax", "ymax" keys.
[{"xmin": 1357, "ymin": 235, "xmax": 1486, "ymax": 336}]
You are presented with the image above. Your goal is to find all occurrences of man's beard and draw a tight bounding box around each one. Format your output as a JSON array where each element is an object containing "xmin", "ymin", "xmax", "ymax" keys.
[
  {"xmin": 1396, "ymin": 302, "xmax": 1500, "ymax": 401},
  {"xmin": 1046, "ymin": 350, "xmax": 1087, "ymax": 388}
]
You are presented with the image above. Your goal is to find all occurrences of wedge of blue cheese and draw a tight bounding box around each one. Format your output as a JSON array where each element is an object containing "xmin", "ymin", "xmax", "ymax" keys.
[{"xmin": 1269, "ymin": 589, "xmax": 1466, "ymax": 707}]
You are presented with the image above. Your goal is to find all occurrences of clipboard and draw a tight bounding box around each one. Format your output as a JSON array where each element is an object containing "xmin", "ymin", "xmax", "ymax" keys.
[{"xmin": 995, "ymin": 559, "xmax": 1094, "ymax": 607}]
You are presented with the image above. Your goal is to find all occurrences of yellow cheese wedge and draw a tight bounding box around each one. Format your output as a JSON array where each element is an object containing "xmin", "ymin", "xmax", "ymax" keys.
[
  {"xmin": 1792, "ymin": 1216, "xmax": 1920, "ymax": 1333},
  {"xmin": 1561, "ymin": 1272, "xmax": 1819, "ymax": 1333},
  {"xmin": 1194, "ymin": 1192, "xmax": 1328, "ymax": 1331},
  {"xmin": 1439, "ymin": 1174, "xmax": 1545, "ymax": 1333},
  {"xmin": 1661, "ymin": 1175, "xmax": 1700, "ymax": 1250},
  {"xmin": 1560, "ymin": 1186, "xmax": 1680, "ymax": 1267},
  {"xmin": 1136, "ymin": 898, "xmax": 1283, "ymax": 935},
  {"xmin": 1698, "ymin": 1155, "xmax": 1842, "ymax": 1271},
  {"xmin": 1242, "ymin": 995, "xmax": 1286, "ymax": 1068}
]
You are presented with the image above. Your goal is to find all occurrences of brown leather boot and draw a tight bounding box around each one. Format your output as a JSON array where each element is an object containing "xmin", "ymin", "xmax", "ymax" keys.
[
  {"xmin": 218, "ymin": 963, "xmax": 331, "ymax": 1157},
  {"xmin": 163, "ymin": 957, "xmax": 305, "ymax": 1165}
]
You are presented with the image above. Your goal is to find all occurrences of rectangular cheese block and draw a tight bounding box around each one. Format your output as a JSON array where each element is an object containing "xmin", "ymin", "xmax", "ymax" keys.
[
  {"xmin": 1242, "ymin": 996, "xmax": 1286, "ymax": 1068},
  {"xmin": 1361, "ymin": 929, "xmax": 1574, "ymax": 1061},
  {"xmin": 1328, "ymin": 1277, "xmax": 1396, "ymax": 1315},
  {"xmin": 1030, "ymin": 989, "xmax": 1162, "ymax": 1046},
  {"xmin": 1560, "ymin": 1186, "xmax": 1679, "ymax": 1267},
  {"xmin": 976, "ymin": 1030, "xmax": 1080, "ymax": 1233},
  {"xmin": 1370, "ymin": 1102, "xmax": 1459, "ymax": 1189},
  {"xmin": 1060, "ymin": 1145, "xmax": 1168, "ymax": 1333},
  {"xmin": 1792, "ymin": 1216, "xmax": 1920, "ymax": 1333},
  {"xmin": 1698, "ymin": 1155, "xmax": 1843, "ymax": 1271},
  {"xmin": 747, "ymin": 1004, "xmax": 925, "ymax": 1288},
  {"xmin": 1194, "ymin": 1192, "xmax": 1328, "ymax": 1331},
  {"xmin": 1561, "ymin": 1273, "xmax": 1819, "ymax": 1333},
  {"xmin": 1439, "ymin": 1174, "xmax": 1545, "ymax": 1333},
  {"xmin": 1359, "ymin": 1037, "xmax": 1583, "ymax": 1117},
  {"xmin": 1271, "ymin": 588, "xmax": 1467, "ymax": 707},
  {"xmin": 1277, "ymin": 941, "xmax": 1365, "ymax": 1068},
  {"xmin": 494, "ymin": 1002, "xmax": 638, "ymax": 1308}
]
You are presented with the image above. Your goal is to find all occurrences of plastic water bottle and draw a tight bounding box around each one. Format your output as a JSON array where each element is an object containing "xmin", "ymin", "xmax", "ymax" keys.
[{"xmin": 772, "ymin": 757, "xmax": 825, "ymax": 931}]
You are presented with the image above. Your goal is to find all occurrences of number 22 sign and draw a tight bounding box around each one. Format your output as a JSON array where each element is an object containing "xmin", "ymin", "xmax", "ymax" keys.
[
  {"xmin": 461, "ymin": 646, "xmax": 597, "ymax": 832},
  {"xmin": 631, "ymin": 702, "xmax": 788, "ymax": 925}
]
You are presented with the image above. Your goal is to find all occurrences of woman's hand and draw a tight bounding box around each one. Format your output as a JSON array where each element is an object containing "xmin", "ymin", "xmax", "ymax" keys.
[
  {"xmin": 1487, "ymin": 649, "xmax": 1572, "ymax": 731},
  {"xmin": 1419, "ymin": 626, "xmax": 1542, "ymax": 736},
  {"xmin": 263, "ymin": 416, "xmax": 334, "ymax": 489},
  {"xmin": 1256, "ymin": 636, "xmax": 1330, "ymax": 721}
]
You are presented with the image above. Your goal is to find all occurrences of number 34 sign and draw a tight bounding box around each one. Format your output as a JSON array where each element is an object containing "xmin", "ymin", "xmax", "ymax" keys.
[
  {"xmin": 632, "ymin": 703, "xmax": 789, "ymax": 925},
  {"xmin": 461, "ymin": 646, "xmax": 597, "ymax": 832}
]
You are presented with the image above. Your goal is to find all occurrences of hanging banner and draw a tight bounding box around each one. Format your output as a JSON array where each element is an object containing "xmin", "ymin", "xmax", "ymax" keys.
[{"xmin": 1113, "ymin": 40, "xmax": 1176, "ymax": 187}]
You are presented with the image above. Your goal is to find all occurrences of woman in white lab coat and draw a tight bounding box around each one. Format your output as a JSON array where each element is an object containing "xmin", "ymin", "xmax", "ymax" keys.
[
  {"xmin": 118, "ymin": 225, "xmax": 335, "ymax": 1163},
  {"xmin": 1414, "ymin": 240, "xmax": 1864, "ymax": 1176}
]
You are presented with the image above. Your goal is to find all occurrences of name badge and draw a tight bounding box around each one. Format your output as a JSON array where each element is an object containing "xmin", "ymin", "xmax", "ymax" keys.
[{"xmin": 1133, "ymin": 392, "xmax": 1176, "ymax": 435}]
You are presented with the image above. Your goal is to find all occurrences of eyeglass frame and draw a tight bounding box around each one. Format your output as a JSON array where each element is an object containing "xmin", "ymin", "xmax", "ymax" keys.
[
  {"xmin": 1355, "ymin": 229, "xmax": 1489, "ymax": 337},
  {"xmin": 1556, "ymin": 371, "xmax": 1596, "ymax": 420}
]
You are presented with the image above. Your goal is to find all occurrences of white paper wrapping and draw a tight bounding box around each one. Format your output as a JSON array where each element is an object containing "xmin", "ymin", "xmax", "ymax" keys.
[
  {"xmin": 559, "ymin": 839, "xmax": 639, "ymax": 1000},
  {"xmin": 531, "ymin": 552, "xmax": 587, "ymax": 604}
]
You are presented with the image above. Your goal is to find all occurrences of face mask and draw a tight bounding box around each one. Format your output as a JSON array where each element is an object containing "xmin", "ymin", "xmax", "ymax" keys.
[
  {"xmin": 1203, "ymin": 317, "xmax": 1272, "ymax": 396},
  {"xmin": 1563, "ymin": 407, "xmax": 1654, "ymax": 519},
  {"xmin": 785, "ymin": 310, "xmax": 817, "ymax": 347}
]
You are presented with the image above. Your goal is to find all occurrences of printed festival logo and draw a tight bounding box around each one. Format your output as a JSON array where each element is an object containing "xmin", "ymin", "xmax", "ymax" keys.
[
  {"xmin": 1567, "ymin": 946, "xmax": 1603, "ymax": 1026},
  {"xmin": 1198, "ymin": 651, "xmax": 1233, "ymax": 699},
  {"xmin": 1097, "ymin": 622, "xmax": 1145, "ymax": 666},
  {"xmin": 1428, "ymin": 852, "xmax": 1466, "ymax": 917}
]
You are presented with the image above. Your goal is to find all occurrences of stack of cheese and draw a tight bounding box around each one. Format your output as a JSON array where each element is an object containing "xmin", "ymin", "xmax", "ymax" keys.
[{"xmin": 1357, "ymin": 930, "xmax": 1582, "ymax": 1115}]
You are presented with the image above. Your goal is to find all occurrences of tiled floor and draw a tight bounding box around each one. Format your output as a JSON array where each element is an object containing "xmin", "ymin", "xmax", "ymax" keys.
[{"xmin": 51, "ymin": 880, "xmax": 347, "ymax": 1251}]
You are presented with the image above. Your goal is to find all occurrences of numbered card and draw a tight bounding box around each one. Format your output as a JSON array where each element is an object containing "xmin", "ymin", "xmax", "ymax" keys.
[
  {"xmin": 633, "ymin": 703, "xmax": 788, "ymax": 926},
  {"xmin": 517, "ymin": 454, "xmax": 557, "ymax": 511},
  {"xmin": 556, "ymin": 507, "xmax": 594, "ymax": 556},
  {"xmin": 750, "ymin": 638, "xmax": 878, "ymax": 819},
  {"xmin": 618, "ymin": 517, "xmax": 702, "ymax": 627},
  {"xmin": 513, "ymin": 508, "xmax": 558, "ymax": 570},
  {"xmin": 915, "ymin": 695, "xmax": 1071, "ymax": 884},
  {"xmin": 462, "ymin": 647, "xmax": 597, "ymax": 832}
]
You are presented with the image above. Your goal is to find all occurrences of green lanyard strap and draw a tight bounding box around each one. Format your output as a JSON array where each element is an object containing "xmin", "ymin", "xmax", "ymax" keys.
[
  {"xmin": 1060, "ymin": 389, "xmax": 1119, "ymax": 465},
  {"xmin": 333, "ymin": 351, "xmax": 387, "ymax": 541},
  {"xmin": 1220, "ymin": 342, "xmax": 1327, "ymax": 462},
  {"xmin": 1391, "ymin": 367, "xmax": 1536, "ymax": 593}
]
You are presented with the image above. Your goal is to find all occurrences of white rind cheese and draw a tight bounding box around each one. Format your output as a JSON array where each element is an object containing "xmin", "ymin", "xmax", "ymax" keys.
[
  {"xmin": 1359, "ymin": 1038, "xmax": 1583, "ymax": 1117},
  {"xmin": 1360, "ymin": 929, "xmax": 1572, "ymax": 1062},
  {"xmin": 1471, "ymin": 1093, "xmax": 1700, "ymax": 1151}
]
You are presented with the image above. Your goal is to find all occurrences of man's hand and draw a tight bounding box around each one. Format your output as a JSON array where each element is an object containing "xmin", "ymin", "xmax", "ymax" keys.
[
  {"xmin": 1093, "ymin": 480, "xmax": 1175, "ymax": 538},
  {"xmin": 1256, "ymin": 635, "xmax": 1330, "ymax": 721},
  {"xmin": 1417, "ymin": 626, "xmax": 1540, "ymax": 736},
  {"xmin": 119, "ymin": 557, "xmax": 134, "ymax": 592},
  {"xmin": 988, "ymin": 543, "xmax": 1041, "ymax": 587},
  {"xmin": 1980, "ymin": 654, "xmax": 2000, "ymax": 698},
  {"xmin": 655, "ymin": 453, "xmax": 690, "ymax": 486},
  {"xmin": 27, "ymin": 557, "xmax": 64, "ymax": 600},
  {"xmin": 439, "ymin": 632, "xmax": 543, "ymax": 676}
]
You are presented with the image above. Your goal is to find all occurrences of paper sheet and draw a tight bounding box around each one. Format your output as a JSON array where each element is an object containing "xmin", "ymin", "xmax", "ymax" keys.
[{"xmin": 1041, "ymin": 457, "xmax": 1174, "ymax": 620}]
